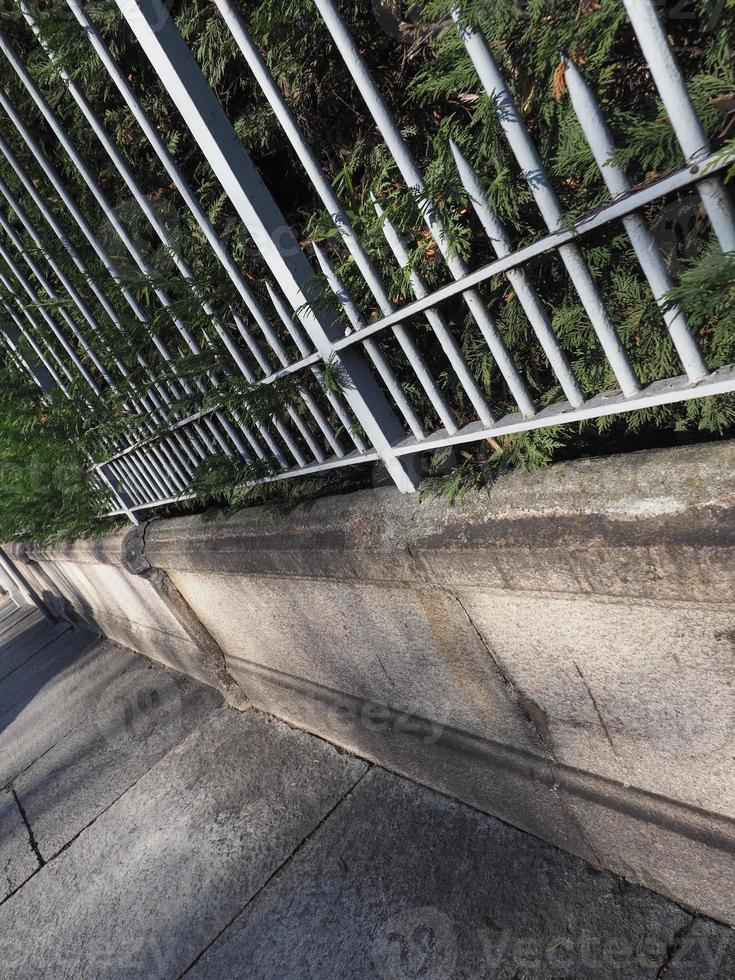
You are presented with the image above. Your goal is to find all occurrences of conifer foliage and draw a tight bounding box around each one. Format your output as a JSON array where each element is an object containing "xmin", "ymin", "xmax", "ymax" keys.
[{"xmin": 0, "ymin": 0, "xmax": 733, "ymax": 537}]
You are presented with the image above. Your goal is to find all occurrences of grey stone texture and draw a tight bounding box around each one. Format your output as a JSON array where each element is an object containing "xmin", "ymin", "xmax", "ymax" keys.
[
  {"xmin": 15, "ymin": 440, "xmax": 735, "ymax": 925},
  {"xmin": 0, "ymin": 787, "xmax": 39, "ymax": 901},
  {"xmin": 0, "ymin": 611, "xmax": 70, "ymax": 682},
  {"xmin": 0, "ymin": 625, "xmax": 118, "ymax": 788},
  {"xmin": 0, "ymin": 709, "xmax": 367, "ymax": 979},
  {"xmin": 26, "ymin": 544, "xmax": 211, "ymax": 688},
  {"xmin": 188, "ymin": 768, "xmax": 691, "ymax": 980},
  {"xmin": 3, "ymin": 609, "xmax": 734, "ymax": 980},
  {"xmin": 14, "ymin": 655, "xmax": 223, "ymax": 859},
  {"xmin": 664, "ymin": 916, "xmax": 735, "ymax": 979}
]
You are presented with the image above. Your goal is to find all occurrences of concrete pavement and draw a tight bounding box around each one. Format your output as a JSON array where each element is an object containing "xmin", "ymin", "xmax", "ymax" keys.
[{"xmin": 0, "ymin": 596, "xmax": 732, "ymax": 978}]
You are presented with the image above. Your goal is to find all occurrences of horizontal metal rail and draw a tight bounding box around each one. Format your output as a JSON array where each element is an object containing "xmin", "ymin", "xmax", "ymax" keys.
[{"xmin": 328, "ymin": 150, "xmax": 734, "ymax": 354}]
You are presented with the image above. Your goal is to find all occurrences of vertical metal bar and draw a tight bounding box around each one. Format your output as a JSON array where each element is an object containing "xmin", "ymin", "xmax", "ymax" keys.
[
  {"xmin": 0, "ymin": 96, "xmax": 234, "ymax": 462},
  {"xmin": 12, "ymin": 33, "xmax": 323, "ymax": 469},
  {"xmin": 61, "ymin": 0, "xmax": 293, "ymax": 368},
  {"xmin": 98, "ymin": 463, "xmax": 140, "ymax": 524},
  {"xmin": 0, "ymin": 174, "xmax": 193, "ymax": 482},
  {"xmin": 448, "ymin": 141, "xmax": 585, "ymax": 407},
  {"xmin": 0, "ymin": 82, "xmax": 225, "ymax": 455},
  {"xmin": 124, "ymin": 449, "xmax": 166, "ymax": 501},
  {"xmin": 116, "ymin": 0, "xmax": 421, "ymax": 491},
  {"xmin": 0, "ymin": 236, "xmax": 101, "ymax": 393},
  {"xmin": 0, "ymin": 207, "xmax": 114, "ymax": 384},
  {"xmin": 1, "ymin": 306, "xmax": 137, "ymax": 521},
  {"xmin": 0, "ymin": 322, "xmax": 55, "ymax": 393},
  {"xmin": 0, "ymin": 297, "xmax": 69, "ymax": 395},
  {"xmin": 450, "ymin": 6, "xmax": 641, "ymax": 399},
  {"xmin": 312, "ymin": 0, "xmax": 536, "ymax": 418},
  {"xmin": 312, "ymin": 241, "xmax": 427, "ymax": 440},
  {"xmin": 371, "ymin": 195, "xmax": 494, "ymax": 426},
  {"xmin": 563, "ymin": 58, "xmax": 709, "ymax": 384},
  {"xmin": 305, "ymin": 269, "xmax": 456, "ymax": 435},
  {"xmin": 0, "ymin": 130, "xmax": 182, "ymax": 418},
  {"xmin": 212, "ymin": 0, "xmax": 460, "ymax": 432},
  {"xmin": 0, "ymin": 267, "xmax": 78, "ymax": 391},
  {"xmin": 0, "ymin": 211, "xmax": 188, "ymax": 495},
  {"xmin": 265, "ymin": 280, "xmax": 369, "ymax": 455},
  {"xmin": 0, "ymin": 199, "xmax": 190, "ymax": 483},
  {"xmin": 105, "ymin": 459, "xmax": 145, "ymax": 513},
  {"xmin": 0, "ymin": 128, "xmax": 161, "ymax": 366},
  {"xmin": 0, "ymin": 24, "xmax": 286, "ymax": 465},
  {"xmin": 621, "ymin": 0, "xmax": 735, "ymax": 253},
  {"xmin": 0, "ymin": 249, "xmax": 177, "ymax": 497},
  {"xmin": 4, "ymin": 23, "xmax": 248, "ymax": 360}
]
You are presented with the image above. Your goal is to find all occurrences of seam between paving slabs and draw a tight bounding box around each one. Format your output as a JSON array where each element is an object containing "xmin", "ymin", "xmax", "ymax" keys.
[
  {"xmin": 178, "ymin": 763, "xmax": 373, "ymax": 978},
  {"xmin": 10, "ymin": 788, "xmax": 44, "ymax": 867},
  {"xmin": 1, "ymin": 725, "xmax": 78, "ymax": 792},
  {"xmin": 0, "ymin": 789, "xmax": 45, "ymax": 910},
  {"xmin": 0, "ymin": 624, "xmax": 72, "ymax": 684},
  {"xmin": 8, "ymin": 688, "xmax": 227, "ymax": 867},
  {"xmin": 655, "ymin": 916, "xmax": 696, "ymax": 979}
]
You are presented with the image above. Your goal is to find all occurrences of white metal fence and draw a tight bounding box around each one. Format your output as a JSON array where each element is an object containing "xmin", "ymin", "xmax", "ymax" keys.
[{"xmin": 1, "ymin": 0, "xmax": 734, "ymax": 523}]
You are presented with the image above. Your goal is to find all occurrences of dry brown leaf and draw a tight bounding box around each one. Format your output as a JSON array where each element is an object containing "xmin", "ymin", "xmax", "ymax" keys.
[
  {"xmin": 552, "ymin": 61, "xmax": 567, "ymax": 102},
  {"xmin": 710, "ymin": 93, "xmax": 735, "ymax": 113},
  {"xmin": 576, "ymin": 0, "xmax": 601, "ymax": 18}
]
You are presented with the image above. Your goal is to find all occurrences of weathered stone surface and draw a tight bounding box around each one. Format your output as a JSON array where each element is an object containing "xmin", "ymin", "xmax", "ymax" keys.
[
  {"xmin": 0, "ymin": 614, "xmax": 70, "ymax": 683},
  {"xmin": 0, "ymin": 788, "xmax": 39, "ymax": 901},
  {"xmin": 0, "ymin": 629, "xmax": 126, "ymax": 786},
  {"xmin": 29, "ymin": 529, "xmax": 130, "ymax": 568},
  {"xmin": 0, "ymin": 604, "xmax": 36, "ymax": 641},
  {"xmin": 188, "ymin": 768, "xmax": 692, "ymax": 980},
  {"xmin": 222, "ymin": 657, "xmax": 597, "ymax": 863},
  {"xmin": 14, "ymin": 657, "xmax": 223, "ymax": 858},
  {"xmin": 0, "ymin": 592, "xmax": 16, "ymax": 610},
  {"xmin": 0, "ymin": 709, "xmax": 367, "ymax": 979},
  {"xmin": 35, "ymin": 556, "xmax": 242, "ymax": 695},
  {"xmin": 120, "ymin": 526, "xmax": 249, "ymax": 708},
  {"xmin": 171, "ymin": 573, "xmax": 539, "ymax": 749},
  {"xmin": 35, "ymin": 558, "xmax": 215, "ymax": 686},
  {"xmin": 664, "ymin": 916, "xmax": 735, "ymax": 979},
  {"xmin": 564, "ymin": 793, "xmax": 735, "ymax": 926},
  {"xmin": 459, "ymin": 589, "xmax": 735, "ymax": 818},
  {"xmin": 144, "ymin": 441, "xmax": 735, "ymax": 602},
  {"xmin": 3, "ymin": 611, "xmax": 732, "ymax": 980},
  {"xmin": 15, "ymin": 439, "xmax": 735, "ymax": 925}
]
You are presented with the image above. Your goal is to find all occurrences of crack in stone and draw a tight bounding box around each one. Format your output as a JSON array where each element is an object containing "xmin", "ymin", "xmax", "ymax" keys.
[
  {"xmin": 11, "ymin": 788, "xmax": 44, "ymax": 868},
  {"xmin": 573, "ymin": 660, "xmax": 619, "ymax": 757},
  {"xmin": 656, "ymin": 915, "xmax": 696, "ymax": 978},
  {"xmin": 448, "ymin": 587, "xmax": 604, "ymax": 867}
]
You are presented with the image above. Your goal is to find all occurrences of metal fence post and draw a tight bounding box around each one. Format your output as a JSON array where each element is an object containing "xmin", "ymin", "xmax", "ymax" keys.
[{"xmin": 115, "ymin": 0, "xmax": 421, "ymax": 493}]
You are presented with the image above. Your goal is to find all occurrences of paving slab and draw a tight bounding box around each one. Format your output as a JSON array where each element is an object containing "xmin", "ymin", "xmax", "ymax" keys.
[
  {"xmin": 0, "ymin": 707, "xmax": 368, "ymax": 979},
  {"xmin": 0, "ymin": 606, "xmax": 39, "ymax": 644},
  {"xmin": 187, "ymin": 767, "xmax": 694, "ymax": 980},
  {"xmin": 0, "ymin": 617, "xmax": 71, "ymax": 683},
  {"xmin": 0, "ymin": 629, "xmax": 127, "ymax": 786},
  {"xmin": 15, "ymin": 656, "xmax": 223, "ymax": 858},
  {"xmin": 0, "ymin": 787, "xmax": 39, "ymax": 902}
]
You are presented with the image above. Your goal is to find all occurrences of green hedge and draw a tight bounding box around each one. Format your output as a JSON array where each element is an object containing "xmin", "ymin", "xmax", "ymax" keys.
[{"xmin": 0, "ymin": 0, "xmax": 733, "ymax": 536}]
